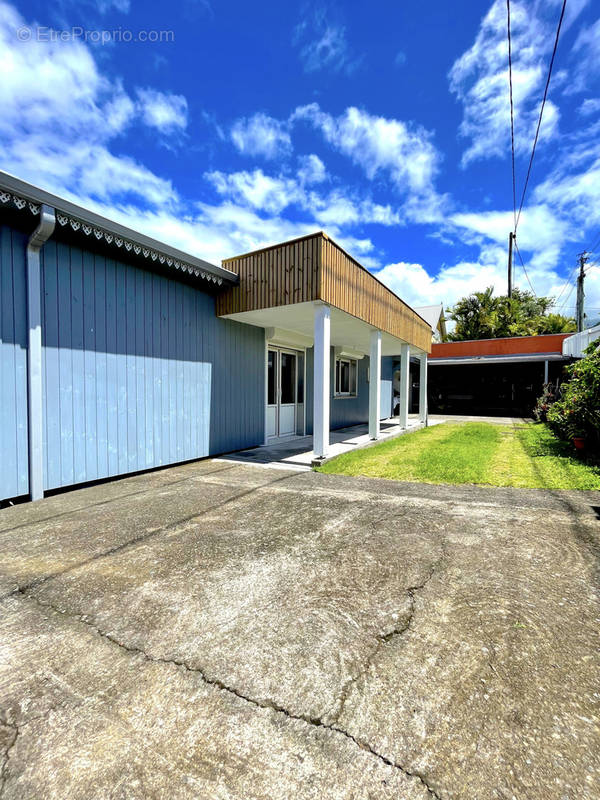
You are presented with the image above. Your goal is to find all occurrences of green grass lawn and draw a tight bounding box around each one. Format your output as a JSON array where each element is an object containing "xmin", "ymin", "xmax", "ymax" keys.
[{"xmin": 316, "ymin": 422, "xmax": 600, "ymax": 489}]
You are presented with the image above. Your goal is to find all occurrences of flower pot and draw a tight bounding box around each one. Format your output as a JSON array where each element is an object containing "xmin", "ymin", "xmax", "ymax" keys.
[{"xmin": 573, "ymin": 437, "xmax": 586, "ymax": 451}]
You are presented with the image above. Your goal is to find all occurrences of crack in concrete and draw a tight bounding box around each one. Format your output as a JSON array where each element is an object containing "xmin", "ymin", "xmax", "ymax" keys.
[
  {"xmin": 16, "ymin": 589, "xmax": 442, "ymax": 800},
  {"xmin": 0, "ymin": 720, "xmax": 19, "ymax": 797},
  {"xmin": 329, "ymin": 526, "xmax": 447, "ymax": 727},
  {"xmin": 0, "ymin": 470, "xmax": 297, "ymax": 604}
]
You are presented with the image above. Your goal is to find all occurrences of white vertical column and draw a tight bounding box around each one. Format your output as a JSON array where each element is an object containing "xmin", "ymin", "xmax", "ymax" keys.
[
  {"xmin": 419, "ymin": 353, "xmax": 428, "ymax": 424},
  {"xmin": 369, "ymin": 330, "xmax": 382, "ymax": 439},
  {"xmin": 544, "ymin": 359, "xmax": 549, "ymax": 384},
  {"xmin": 313, "ymin": 304, "xmax": 331, "ymax": 458},
  {"xmin": 399, "ymin": 343, "xmax": 410, "ymax": 429},
  {"xmin": 263, "ymin": 338, "xmax": 269, "ymax": 445}
]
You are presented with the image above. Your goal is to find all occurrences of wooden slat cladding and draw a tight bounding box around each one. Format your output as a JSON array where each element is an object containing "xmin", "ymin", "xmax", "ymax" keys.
[
  {"xmin": 216, "ymin": 235, "xmax": 321, "ymax": 315},
  {"xmin": 319, "ymin": 237, "xmax": 432, "ymax": 353},
  {"xmin": 216, "ymin": 232, "xmax": 431, "ymax": 352}
]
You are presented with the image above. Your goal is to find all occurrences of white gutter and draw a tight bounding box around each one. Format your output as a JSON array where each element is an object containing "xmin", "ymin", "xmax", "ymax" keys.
[{"xmin": 27, "ymin": 204, "xmax": 55, "ymax": 501}]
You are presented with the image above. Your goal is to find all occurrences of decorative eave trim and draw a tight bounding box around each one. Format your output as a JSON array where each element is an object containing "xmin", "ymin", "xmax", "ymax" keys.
[
  {"xmin": 0, "ymin": 190, "xmax": 40, "ymax": 216},
  {"xmin": 1, "ymin": 189, "xmax": 224, "ymax": 287}
]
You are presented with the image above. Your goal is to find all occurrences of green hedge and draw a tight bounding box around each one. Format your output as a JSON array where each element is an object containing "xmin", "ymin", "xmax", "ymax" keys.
[{"xmin": 545, "ymin": 339, "xmax": 600, "ymax": 449}]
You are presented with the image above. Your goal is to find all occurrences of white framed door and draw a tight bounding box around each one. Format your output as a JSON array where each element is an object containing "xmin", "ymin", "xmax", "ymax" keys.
[{"xmin": 267, "ymin": 347, "xmax": 298, "ymax": 439}]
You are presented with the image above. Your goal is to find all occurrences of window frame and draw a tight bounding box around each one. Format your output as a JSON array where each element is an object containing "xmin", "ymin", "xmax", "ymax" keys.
[{"xmin": 334, "ymin": 357, "xmax": 358, "ymax": 398}]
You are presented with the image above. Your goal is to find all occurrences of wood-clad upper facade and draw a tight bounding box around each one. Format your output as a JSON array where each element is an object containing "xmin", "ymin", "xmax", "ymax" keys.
[{"xmin": 216, "ymin": 232, "xmax": 432, "ymax": 353}]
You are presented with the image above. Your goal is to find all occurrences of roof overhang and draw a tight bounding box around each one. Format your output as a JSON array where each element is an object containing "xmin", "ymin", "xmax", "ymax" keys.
[
  {"xmin": 429, "ymin": 353, "xmax": 570, "ymax": 366},
  {"xmin": 223, "ymin": 301, "xmax": 427, "ymax": 357},
  {"xmin": 217, "ymin": 232, "xmax": 432, "ymax": 353},
  {"xmin": 0, "ymin": 170, "xmax": 237, "ymax": 287}
]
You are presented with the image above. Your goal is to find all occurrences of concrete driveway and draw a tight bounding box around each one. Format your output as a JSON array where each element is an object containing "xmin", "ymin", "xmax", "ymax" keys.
[{"xmin": 1, "ymin": 461, "xmax": 599, "ymax": 800}]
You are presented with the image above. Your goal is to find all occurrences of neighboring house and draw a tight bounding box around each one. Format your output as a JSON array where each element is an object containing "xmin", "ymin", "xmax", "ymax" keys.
[
  {"xmin": 562, "ymin": 323, "xmax": 600, "ymax": 358},
  {"xmin": 0, "ymin": 172, "xmax": 431, "ymax": 503},
  {"xmin": 428, "ymin": 333, "xmax": 575, "ymax": 416},
  {"xmin": 413, "ymin": 303, "xmax": 447, "ymax": 342}
]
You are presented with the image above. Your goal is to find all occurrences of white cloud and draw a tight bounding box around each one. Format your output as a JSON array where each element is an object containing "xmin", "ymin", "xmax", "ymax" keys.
[
  {"xmin": 297, "ymin": 154, "xmax": 327, "ymax": 185},
  {"xmin": 205, "ymin": 169, "xmax": 302, "ymax": 215},
  {"xmin": 578, "ymin": 98, "xmax": 600, "ymax": 116},
  {"xmin": 136, "ymin": 88, "xmax": 188, "ymax": 133},
  {"xmin": 104, "ymin": 89, "xmax": 136, "ymax": 133},
  {"xmin": 204, "ymin": 166, "xmax": 401, "ymax": 230},
  {"xmin": 568, "ymin": 18, "xmax": 600, "ymax": 93},
  {"xmin": 374, "ymin": 253, "xmax": 508, "ymax": 310},
  {"xmin": 533, "ymin": 155, "xmax": 600, "ymax": 236},
  {"xmin": 91, "ymin": 0, "xmax": 130, "ymax": 11},
  {"xmin": 449, "ymin": 0, "xmax": 562, "ymax": 167},
  {"xmin": 293, "ymin": 8, "xmax": 361, "ymax": 75},
  {"xmin": 373, "ymin": 243, "xmax": 598, "ymax": 318},
  {"xmin": 0, "ymin": 1, "xmax": 186, "ymax": 207},
  {"xmin": 292, "ymin": 103, "xmax": 443, "ymax": 218},
  {"xmin": 230, "ymin": 112, "xmax": 291, "ymax": 160},
  {"xmin": 309, "ymin": 191, "xmax": 400, "ymax": 228}
]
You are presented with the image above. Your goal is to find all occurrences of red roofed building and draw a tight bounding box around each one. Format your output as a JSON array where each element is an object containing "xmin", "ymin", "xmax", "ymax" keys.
[{"xmin": 428, "ymin": 334, "xmax": 573, "ymax": 416}]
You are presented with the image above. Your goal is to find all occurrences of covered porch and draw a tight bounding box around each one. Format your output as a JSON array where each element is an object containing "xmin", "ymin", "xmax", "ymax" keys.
[
  {"xmin": 216, "ymin": 232, "xmax": 432, "ymax": 459},
  {"xmin": 218, "ymin": 415, "xmax": 424, "ymax": 470}
]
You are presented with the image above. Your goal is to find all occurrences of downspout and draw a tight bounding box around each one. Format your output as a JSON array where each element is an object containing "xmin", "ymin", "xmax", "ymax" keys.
[{"xmin": 27, "ymin": 204, "xmax": 55, "ymax": 501}]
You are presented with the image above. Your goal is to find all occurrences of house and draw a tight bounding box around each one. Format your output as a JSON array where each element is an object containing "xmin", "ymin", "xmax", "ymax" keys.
[
  {"xmin": 428, "ymin": 334, "xmax": 574, "ymax": 416},
  {"xmin": 413, "ymin": 303, "xmax": 447, "ymax": 343},
  {"xmin": 0, "ymin": 171, "xmax": 431, "ymax": 503}
]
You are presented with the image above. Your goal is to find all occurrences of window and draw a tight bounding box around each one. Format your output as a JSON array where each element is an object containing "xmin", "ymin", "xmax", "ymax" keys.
[
  {"xmin": 335, "ymin": 357, "xmax": 357, "ymax": 397},
  {"xmin": 267, "ymin": 350, "xmax": 277, "ymax": 405}
]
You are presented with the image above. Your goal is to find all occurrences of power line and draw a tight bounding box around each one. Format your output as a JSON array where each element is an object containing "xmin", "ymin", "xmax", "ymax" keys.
[
  {"xmin": 506, "ymin": 0, "xmax": 517, "ymax": 231},
  {"xmin": 558, "ymin": 282, "xmax": 576, "ymax": 314},
  {"xmin": 554, "ymin": 263, "xmax": 578, "ymax": 305},
  {"xmin": 514, "ymin": 0, "xmax": 567, "ymax": 233},
  {"xmin": 513, "ymin": 239, "xmax": 536, "ymax": 294},
  {"xmin": 586, "ymin": 231, "xmax": 600, "ymax": 254}
]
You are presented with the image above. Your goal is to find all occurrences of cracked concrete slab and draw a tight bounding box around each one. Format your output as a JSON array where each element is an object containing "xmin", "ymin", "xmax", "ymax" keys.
[
  {"xmin": 0, "ymin": 596, "xmax": 429, "ymax": 800},
  {"xmin": 1, "ymin": 462, "xmax": 599, "ymax": 799},
  {"xmin": 0, "ymin": 463, "xmax": 288, "ymax": 598}
]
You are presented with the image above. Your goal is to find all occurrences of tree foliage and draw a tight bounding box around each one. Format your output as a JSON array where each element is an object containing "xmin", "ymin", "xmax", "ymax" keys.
[
  {"xmin": 448, "ymin": 288, "xmax": 576, "ymax": 341},
  {"xmin": 546, "ymin": 339, "xmax": 600, "ymax": 448}
]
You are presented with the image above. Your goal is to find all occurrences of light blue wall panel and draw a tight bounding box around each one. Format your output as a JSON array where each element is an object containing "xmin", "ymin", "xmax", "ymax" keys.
[
  {"xmin": 0, "ymin": 226, "xmax": 29, "ymax": 500},
  {"xmin": 41, "ymin": 241, "xmax": 265, "ymax": 491},
  {"xmin": 380, "ymin": 356, "xmax": 394, "ymax": 419},
  {"xmin": 304, "ymin": 348, "xmax": 396, "ymax": 435}
]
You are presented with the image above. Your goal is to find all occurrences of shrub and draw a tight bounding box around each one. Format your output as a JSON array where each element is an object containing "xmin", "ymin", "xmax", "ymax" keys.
[
  {"xmin": 533, "ymin": 382, "xmax": 557, "ymax": 423},
  {"xmin": 546, "ymin": 339, "xmax": 600, "ymax": 449}
]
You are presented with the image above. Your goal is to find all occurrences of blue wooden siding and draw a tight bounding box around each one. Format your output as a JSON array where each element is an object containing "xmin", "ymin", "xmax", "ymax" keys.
[
  {"xmin": 39, "ymin": 240, "xmax": 264, "ymax": 492},
  {"xmin": 305, "ymin": 347, "xmax": 392, "ymax": 434},
  {"xmin": 380, "ymin": 356, "xmax": 394, "ymax": 419},
  {"xmin": 0, "ymin": 226, "xmax": 29, "ymax": 500}
]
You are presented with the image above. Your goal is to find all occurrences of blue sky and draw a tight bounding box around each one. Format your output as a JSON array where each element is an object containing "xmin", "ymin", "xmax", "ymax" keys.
[{"xmin": 2, "ymin": 0, "xmax": 600, "ymax": 320}]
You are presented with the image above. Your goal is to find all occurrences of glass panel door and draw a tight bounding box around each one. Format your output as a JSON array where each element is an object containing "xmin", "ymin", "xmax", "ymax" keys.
[
  {"xmin": 278, "ymin": 350, "xmax": 297, "ymax": 437},
  {"xmin": 266, "ymin": 347, "xmax": 301, "ymax": 439},
  {"xmin": 266, "ymin": 349, "xmax": 278, "ymax": 438}
]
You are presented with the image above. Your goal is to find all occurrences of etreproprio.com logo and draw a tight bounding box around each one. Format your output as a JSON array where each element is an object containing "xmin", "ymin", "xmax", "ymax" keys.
[{"xmin": 16, "ymin": 26, "xmax": 175, "ymax": 44}]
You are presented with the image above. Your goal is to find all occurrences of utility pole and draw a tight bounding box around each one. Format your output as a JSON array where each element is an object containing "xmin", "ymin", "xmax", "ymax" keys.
[
  {"xmin": 507, "ymin": 231, "xmax": 514, "ymax": 298},
  {"xmin": 576, "ymin": 252, "xmax": 588, "ymax": 332}
]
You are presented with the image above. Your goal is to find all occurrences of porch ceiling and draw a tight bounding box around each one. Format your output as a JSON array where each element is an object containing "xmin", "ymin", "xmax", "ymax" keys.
[{"xmin": 221, "ymin": 301, "xmax": 426, "ymax": 357}]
